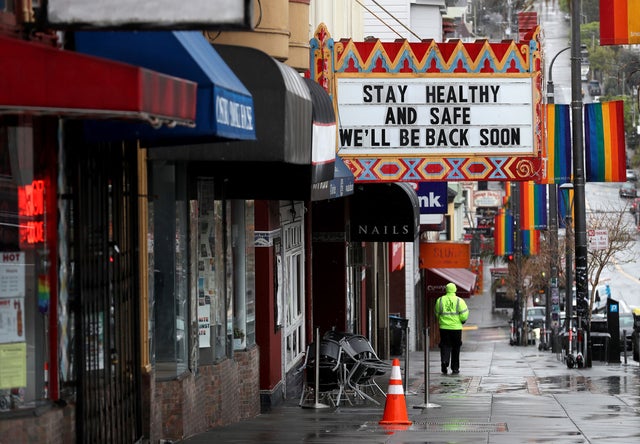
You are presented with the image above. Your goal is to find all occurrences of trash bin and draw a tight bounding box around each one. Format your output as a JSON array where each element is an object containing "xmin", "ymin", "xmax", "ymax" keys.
[{"xmin": 389, "ymin": 315, "xmax": 408, "ymax": 356}]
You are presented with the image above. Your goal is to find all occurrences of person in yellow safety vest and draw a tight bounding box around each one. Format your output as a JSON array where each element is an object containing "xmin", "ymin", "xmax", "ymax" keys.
[{"xmin": 435, "ymin": 282, "xmax": 469, "ymax": 375}]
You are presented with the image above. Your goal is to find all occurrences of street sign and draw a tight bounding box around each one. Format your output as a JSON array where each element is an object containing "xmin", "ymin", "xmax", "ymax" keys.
[{"xmin": 587, "ymin": 229, "xmax": 608, "ymax": 251}]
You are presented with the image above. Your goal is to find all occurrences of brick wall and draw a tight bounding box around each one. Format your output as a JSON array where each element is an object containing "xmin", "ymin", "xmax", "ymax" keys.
[
  {"xmin": 0, "ymin": 403, "xmax": 75, "ymax": 444},
  {"xmin": 154, "ymin": 345, "xmax": 260, "ymax": 442}
]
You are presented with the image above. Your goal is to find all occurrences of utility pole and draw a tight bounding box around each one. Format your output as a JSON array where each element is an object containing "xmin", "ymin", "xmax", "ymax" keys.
[
  {"xmin": 511, "ymin": 182, "xmax": 524, "ymax": 345},
  {"xmin": 546, "ymin": 46, "xmax": 570, "ymax": 352},
  {"xmin": 570, "ymin": 0, "xmax": 590, "ymax": 367}
]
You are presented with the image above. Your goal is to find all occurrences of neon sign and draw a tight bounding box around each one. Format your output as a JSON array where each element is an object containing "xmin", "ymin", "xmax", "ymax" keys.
[{"xmin": 18, "ymin": 180, "xmax": 45, "ymax": 246}]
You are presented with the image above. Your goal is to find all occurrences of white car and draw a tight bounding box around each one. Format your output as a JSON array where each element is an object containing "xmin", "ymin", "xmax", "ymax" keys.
[{"xmin": 626, "ymin": 169, "xmax": 637, "ymax": 181}]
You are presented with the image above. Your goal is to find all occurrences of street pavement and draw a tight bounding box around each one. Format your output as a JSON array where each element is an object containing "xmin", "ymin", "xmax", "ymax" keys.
[{"xmin": 182, "ymin": 286, "xmax": 640, "ymax": 443}]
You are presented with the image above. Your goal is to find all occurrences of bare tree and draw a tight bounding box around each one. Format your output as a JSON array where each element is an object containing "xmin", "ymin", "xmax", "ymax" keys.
[{"xmin": 585, "ymin": 205, "xmax": 638, "ymax": 319}]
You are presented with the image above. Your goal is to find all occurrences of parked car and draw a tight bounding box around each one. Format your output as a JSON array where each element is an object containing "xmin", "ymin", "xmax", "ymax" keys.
[
  {"xmin": 630, "ymin": 197, "xmax": 640, "ymax": 214},
  {"xmin": 626, "ymin": 169, "xmax": 637, "ymax": 181},
  {"xmin": 526, "ymin": 306, "xmax": 546, "ymax": 329},
  {"xmin": 619, "ymin": 182, "xmax": 637, "ymax": 198},
  {"xmin": 588, "ymin": 80, "xmax": 601, "ymax": 96}
]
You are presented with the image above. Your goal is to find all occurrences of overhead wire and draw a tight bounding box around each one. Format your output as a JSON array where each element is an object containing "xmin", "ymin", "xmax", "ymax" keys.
[
  {"xmin": 355, "ymin": 0, "xmax": 423, "ymax": 41},
  {"xmin": 353, "ymin": 0, "xmax": 404, "ymax": 40}
]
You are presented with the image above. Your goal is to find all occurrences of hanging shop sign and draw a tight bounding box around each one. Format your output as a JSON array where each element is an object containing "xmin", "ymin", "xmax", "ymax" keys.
[
  {"xmin": 419, "ymin": 241, "xmax": 470, "ymax": 269},
  {"xmin": 416, "ymin": 182, "xmax": 448, "ymax": 214},
  {"xmin": 46, "ymin": 0, "xmax": 252, "ymax": 29},
  {"xmin": 473, "ymin": 191, "xmax": 502, "ymax": 208}
]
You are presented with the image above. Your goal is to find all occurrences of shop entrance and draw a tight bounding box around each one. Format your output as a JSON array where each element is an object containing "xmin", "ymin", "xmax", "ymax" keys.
[{"xmin": 72, "ymin": 143, "xmax": 142, "ymax": 443}]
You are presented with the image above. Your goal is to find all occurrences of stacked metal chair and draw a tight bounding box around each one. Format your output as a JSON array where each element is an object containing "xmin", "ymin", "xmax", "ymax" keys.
[
  {"xmin": 338, "ymin": 334, "xmax": 391, "ymax": 404},
  {"xmin": 298, "ymin": 338, "xmax": 347, "ymax": 407}
]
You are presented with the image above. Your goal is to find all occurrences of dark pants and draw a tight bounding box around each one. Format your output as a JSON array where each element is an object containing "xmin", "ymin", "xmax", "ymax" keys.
[{"xmin": 439, "ymin": 329, "xmax": 463, "ymax": 372}]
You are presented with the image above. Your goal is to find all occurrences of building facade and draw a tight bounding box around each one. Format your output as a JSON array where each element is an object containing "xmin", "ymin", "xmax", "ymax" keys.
[{"xmin": 0, "ymin": 1, "xmax": 495, "ymax": 442}]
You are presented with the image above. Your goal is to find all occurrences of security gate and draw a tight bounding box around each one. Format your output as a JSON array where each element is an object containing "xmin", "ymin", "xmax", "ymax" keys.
[{"xmin": 73, "ymin": 143, "xmax": 142, "ymax": 443}]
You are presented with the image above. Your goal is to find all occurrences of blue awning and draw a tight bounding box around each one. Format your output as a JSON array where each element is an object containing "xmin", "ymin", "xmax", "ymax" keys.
[
  {"xmin": 75, "ymin": 31, "xmax": 255, "ymax": 143},
  {"xmin": 311, "ymin": 157, "xmax": 355, "ymax": 201}
]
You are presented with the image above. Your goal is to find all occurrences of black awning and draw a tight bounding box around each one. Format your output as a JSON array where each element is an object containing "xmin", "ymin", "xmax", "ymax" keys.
[
  {"xmin": 304, "ymin": 78, "xmax": 336, "ymax": 184},
  {"xmin": 149, "ymin": 45, "xmax": 342, "ymax": 200},
  {"xmin": 350, "ymin": 183, "xmax": 419, "ymax": 242}
]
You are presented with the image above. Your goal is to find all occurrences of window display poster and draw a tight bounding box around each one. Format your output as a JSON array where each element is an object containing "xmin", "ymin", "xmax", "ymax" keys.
[
  {"xmin": 0, "ymin": 298, "xmax": 25, "ymax": 343},
  {"xmin": 0, "ymin": 252, "xmax": 25, "ymax": 298},
  {"xmin": 0, "ymin": 342, "xmax": 27, "ymax": 389},
  {"xmin": 198, "ymin": 304, "xmax": 211, "ymax": 348}
]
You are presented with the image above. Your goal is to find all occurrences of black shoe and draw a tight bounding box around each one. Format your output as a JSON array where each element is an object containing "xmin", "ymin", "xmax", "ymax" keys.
[
  {"xmin": 441, "ymin": 365, "xmax": 448, "ymax": 374},
  {"xmin": 452, "ymin": 370, "xmax": 460, "ymax": 374}
]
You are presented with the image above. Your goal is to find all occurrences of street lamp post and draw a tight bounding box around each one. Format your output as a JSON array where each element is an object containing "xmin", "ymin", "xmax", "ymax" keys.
[
  {"xmin": 547, "ymin": 47, "xmax": 571, "ymax": 105},
  {"xmin": 546, "ymin": 46, "xmax": 570, "ymax": 352},
  {"xmin": 571, "ymin": 0, "xmax": 591, "ymax": 367}
]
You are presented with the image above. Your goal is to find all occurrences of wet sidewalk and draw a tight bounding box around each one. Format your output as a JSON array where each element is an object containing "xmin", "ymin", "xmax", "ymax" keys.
[{"xmin": 182, "ymin": 287, "xmax": 640, "ymax": 444}]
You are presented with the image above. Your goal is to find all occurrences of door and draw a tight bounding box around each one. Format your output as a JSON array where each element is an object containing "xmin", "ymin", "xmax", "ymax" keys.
[{"xmin": 73, "ymin": 143, "xmax": 142, "ymax": 443}]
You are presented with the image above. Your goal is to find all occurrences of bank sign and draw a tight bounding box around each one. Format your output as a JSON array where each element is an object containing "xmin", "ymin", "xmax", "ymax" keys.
[
  {"xmin": 416, "ymin": 182, "xmax": 447, "ymax": 214},
  {"xmin": 337, "ymin": 76, "xmax": 534, "ymax": 156}
]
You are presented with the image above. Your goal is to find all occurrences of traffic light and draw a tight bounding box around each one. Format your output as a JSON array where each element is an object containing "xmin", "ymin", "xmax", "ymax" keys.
[{"xmin": 504, "ymin": 254, "xmax": 514, "ymax": 262}]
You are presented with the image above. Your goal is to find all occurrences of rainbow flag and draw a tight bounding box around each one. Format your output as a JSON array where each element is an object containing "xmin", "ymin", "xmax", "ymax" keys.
[
  {"xmin": 503, "ymin": 181, "xmax": 512, "ymax": 206},
  {"xmin": 544, "ymin": 104, "xmax": 572, "ymax": 184},
  {"xmin": 584, "ymin": 100, "xmax": 627, "ymax": 182},
  {"xmin": 600, "ymin": 0, "xmax": 640, "ymax": 45},
  {"xmin": 519, "ymin": 181, "xmax": 547, "ymax": 230},
  {"xmin": 494, "ymin": 208, "xmax": 514, "ymax": 256},
  {"xmin": 557, "ymin": 186, "xmax": 574, "ymax": 229},
  {"xmin": 521, "ymin": 229, "xmax": 540, "ymax": 256}
]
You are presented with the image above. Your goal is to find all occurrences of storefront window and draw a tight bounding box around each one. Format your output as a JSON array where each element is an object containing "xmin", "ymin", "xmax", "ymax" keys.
[
  {"xmin": 231, "ymin": 200, "xmax": 256, "ymax": 350},
  {"xmin": 0, "ymin": 122, "xmax": 51, "ymax": 411},
  {"xmin": 195, "ymin": 180, "xmax": 233, "ymax": 361},
  {"xmin": 150, "ymin": 161, "xmax": 189, "ymax": 378},
  {"xmin": 244, "ymin": 200, "xmax": 256, "ymax": 347}
]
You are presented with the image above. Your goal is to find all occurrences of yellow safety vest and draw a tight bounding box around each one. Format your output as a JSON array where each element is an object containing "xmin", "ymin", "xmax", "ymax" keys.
[{"xmin": 435, "ymin": 294, "xmax": 469, "ymax": 330}]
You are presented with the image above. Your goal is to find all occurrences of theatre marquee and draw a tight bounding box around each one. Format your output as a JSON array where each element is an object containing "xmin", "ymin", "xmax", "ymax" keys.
[{"xmin": 338, "ymin": 76, "xmax": 535, "ymax": 157}]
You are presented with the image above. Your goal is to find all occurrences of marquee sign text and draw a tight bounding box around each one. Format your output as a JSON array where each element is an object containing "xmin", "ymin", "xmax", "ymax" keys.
[{"xmin": 337, "ymin": 77, "xmax": 534, "ymax": 156}]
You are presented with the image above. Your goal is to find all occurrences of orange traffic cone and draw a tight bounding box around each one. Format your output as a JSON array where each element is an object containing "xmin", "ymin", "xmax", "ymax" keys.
[{"xmin": 379, "ymin": 358, "xmax": 412, "ymax": 425}]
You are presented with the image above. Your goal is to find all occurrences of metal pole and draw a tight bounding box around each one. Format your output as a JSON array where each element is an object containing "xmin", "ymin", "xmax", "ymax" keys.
[
  {"xmin": 571, "ymin": 0, "xmax": 591, "ymax": 367},
  {"xmin": 303, "ymin": 327, "xmax": 329, "ymax": 409},
  {"xmin": 547, "ymin": 47, "xmax": 571, "ymax": 105},
  {"xmin": 560, "ymin": 182, "xmax": 575, "ymax": 365},
  {"xmin": 403, "ymin": 325, "xmax": 409, "ymax": 394},
  {"xmin": 512, "ymin": 182, "xmax": 524, "ymax": 345},
  {"xmin": 547, "ymin": 46, "xmax": 570, "ymax": 353},
  {"xmin": 414, "ymin": 327, "xmax": 440, "ymax": 409}
]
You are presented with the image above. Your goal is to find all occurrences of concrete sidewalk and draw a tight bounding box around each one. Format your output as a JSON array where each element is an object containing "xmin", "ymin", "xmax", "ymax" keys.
[{"xmin": 182, "ymin": 293, "xmax": 640, "ymax": 443}]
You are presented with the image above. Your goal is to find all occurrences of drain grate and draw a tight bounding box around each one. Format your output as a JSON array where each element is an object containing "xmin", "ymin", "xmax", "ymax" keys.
[{"xmin": 413, "ymin": 421, "xmax": 508, "ymax": 432}]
